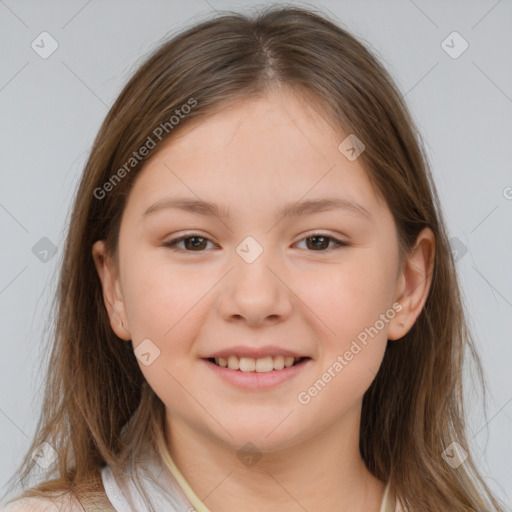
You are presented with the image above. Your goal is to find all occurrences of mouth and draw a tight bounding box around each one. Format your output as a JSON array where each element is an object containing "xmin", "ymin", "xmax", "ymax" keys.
[
  {"xmin": 202, "ymin": 355, "xmax": 312, "ymax": 390},
  {"xmin": 206, "ymin": 355, "xmax": 310, "ymax": 373}
]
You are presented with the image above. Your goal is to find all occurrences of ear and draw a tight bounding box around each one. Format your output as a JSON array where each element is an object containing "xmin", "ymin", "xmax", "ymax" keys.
[
  {"xmin": 92, "ymin": 240, "xmax": 131, "ymax": 340},
  {"xmin": 388, "ymin": 227, "xmax": 435, "ymax": 341}
]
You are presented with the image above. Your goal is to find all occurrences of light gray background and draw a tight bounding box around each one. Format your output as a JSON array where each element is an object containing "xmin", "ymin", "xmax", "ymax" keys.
[{"xmin": 1, "ymin": 0, "xmax": 511, "ymax": 506}]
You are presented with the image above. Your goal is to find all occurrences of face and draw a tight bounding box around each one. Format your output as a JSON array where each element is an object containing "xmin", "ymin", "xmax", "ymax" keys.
[{"xmin": 93, "ymin": 87, "xmax": 429, "ymax": 453}]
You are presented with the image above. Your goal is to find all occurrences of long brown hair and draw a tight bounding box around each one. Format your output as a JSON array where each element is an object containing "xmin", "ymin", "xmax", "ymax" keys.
[{"xmin": 3, "ymin": 5, "xmax": 506, "ymax": 511}]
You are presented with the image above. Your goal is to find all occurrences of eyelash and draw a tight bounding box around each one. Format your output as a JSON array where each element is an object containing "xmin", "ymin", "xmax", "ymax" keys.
[{"xmin": 163, "ymin": 232, "xmax": 348, "ymax": 253}]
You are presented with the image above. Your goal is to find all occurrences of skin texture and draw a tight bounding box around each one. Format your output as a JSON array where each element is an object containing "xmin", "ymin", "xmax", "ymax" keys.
[{"xmin": 93, "ymin": 87, "xmax": 434, "ymax": 511}]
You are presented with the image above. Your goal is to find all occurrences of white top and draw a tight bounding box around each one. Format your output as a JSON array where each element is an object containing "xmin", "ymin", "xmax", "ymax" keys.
[{"xmin": 100, "ymin": 447, "xmax": 192, "ymax": 511}]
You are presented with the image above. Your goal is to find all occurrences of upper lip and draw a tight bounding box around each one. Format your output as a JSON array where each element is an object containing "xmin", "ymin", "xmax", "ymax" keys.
[{"xmin": 203, "ymin": 345, "xmax": 309, "ymax": 359}]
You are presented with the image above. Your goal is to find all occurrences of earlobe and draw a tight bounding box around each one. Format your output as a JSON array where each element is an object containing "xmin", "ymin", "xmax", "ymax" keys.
[
  {"xmin": 388, "ymin": 227, "xmax": 435, "ymax": 341},
  {"xmin": 91, "ymin": 240, "xmax": 131, "ymax": 340}
]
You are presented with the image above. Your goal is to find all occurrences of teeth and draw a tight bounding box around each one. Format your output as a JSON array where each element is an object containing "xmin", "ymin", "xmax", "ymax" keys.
[
  {"xmin": 227, "ymin": 355, "xmax": 239, "ymax": 370},
  {"xmin": 239, "ymin": 357, "xmax": 256, "ymax": 372},
  {"xmin": 273, "ymin": 355, "xmax": 285, "ymax": 370},
  {"xmin": 214, "ymin": 355, "xmax": 303, "ymax": 372},
  {"xmin": 255, "ymin": 357, "xmax": 273, "ymax": 372}
]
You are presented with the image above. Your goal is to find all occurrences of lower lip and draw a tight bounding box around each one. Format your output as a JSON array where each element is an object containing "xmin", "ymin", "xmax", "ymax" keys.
[{"xmin": 202, "ymin": 358, "xmax": 311, "ymax": 390}]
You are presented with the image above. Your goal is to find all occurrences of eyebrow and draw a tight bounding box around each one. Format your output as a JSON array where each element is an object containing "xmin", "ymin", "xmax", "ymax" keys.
[{"xmin": 142, "ymin": 196, "xmax": 372, "ymax": 220}]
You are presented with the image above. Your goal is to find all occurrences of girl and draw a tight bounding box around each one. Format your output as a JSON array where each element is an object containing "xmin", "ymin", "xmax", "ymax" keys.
[{"xmin": 1, "ymin": 5, "xmax": 506, "ymax": 512}]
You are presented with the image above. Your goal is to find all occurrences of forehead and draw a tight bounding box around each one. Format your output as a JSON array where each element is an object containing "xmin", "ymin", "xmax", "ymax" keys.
[
  {"xmin": 164, "ymin": 88, "xmax": 341, "ymax": 164},
  {"xmin": 124, "ymin": 88, "xmax": 386, "ymax": 220}
]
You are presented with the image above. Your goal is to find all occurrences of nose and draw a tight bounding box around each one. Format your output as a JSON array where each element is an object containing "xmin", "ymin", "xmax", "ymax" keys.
[{"xmin": 216, "ymin": 247, "xmax": 293, "ymax": 327}]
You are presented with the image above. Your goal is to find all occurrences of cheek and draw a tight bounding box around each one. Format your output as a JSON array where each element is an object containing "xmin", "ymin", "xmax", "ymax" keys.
[
  {"xmin": 119, "ymin": 251, "xmax": 209, "ymax": 408},
  {"xmin": 120, "ymin": 250, "xmax": 218, "ymax": 396},
  {"xmin": 297, "ymin": 252, "xmax": 397, "ymax": 349},
  {"xmin": 121, "ymin": 249, "xmax": 210, "ymax": 341},
  {"xmin": 293, "ymin": 259, "xmax": 392, "ymax": 414}
]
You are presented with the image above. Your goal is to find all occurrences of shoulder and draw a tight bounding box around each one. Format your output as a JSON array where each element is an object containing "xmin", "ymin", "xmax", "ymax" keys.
[{"xmin": 1, "ymin": 494, "xmax": 82, "ymax": 512}]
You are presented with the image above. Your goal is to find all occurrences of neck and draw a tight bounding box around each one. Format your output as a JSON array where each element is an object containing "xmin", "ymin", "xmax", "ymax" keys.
[{"xmin": 164, "ymin": 403, "xmax": 386, "ymax": 512}]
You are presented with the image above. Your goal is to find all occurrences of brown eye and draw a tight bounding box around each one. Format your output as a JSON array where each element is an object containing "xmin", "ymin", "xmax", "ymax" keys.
[
  {"xmin": 297, "ymin": 234, "xmax": 347, "ymax": 251},
  {"xmin": 183, "ymin": 236, "xmax": 208, "ymax": 250},
  {"xmin": 305, "ymin": 235, "xmax": 330, "ymax": 250},
  {"xmin": 164, "ymin": 235, "xmax": 215, "ymax": 252}
]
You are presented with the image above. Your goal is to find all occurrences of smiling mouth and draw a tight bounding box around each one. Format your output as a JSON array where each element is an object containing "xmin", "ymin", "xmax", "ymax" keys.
[{"xmin": 206, "ymin": 355, "xmax": 309, "ymax": 372}]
